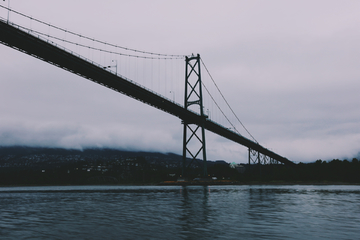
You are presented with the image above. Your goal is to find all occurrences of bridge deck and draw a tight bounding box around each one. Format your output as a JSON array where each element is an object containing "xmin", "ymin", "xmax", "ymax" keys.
[{"xmin": 0, "ymin": 19, "xmax": 294, "ymax": 166}]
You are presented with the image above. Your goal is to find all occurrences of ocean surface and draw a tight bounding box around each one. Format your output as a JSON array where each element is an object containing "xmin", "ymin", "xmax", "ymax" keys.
[{"xmin": 0, "ymin": 185, "xmax": 359, "ymax": 239}]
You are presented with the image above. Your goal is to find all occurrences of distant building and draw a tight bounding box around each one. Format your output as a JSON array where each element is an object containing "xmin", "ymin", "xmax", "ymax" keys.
[{"xmin": 230, "ymin": 162, "xmax": 246, "ymax": 173}]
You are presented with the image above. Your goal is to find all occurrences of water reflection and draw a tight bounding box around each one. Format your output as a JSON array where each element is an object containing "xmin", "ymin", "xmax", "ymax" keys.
[
  {"xmin": 178, "ymin": 186, "xmax": 218, "ymax": 239},
  {"xmin": 0, "ymin": 185, "xmax": 360, "ymax": 239}
]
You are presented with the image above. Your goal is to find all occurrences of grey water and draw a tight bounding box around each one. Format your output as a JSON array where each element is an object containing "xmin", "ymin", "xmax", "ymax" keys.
[{"xmin": 0, "ymin": 185, "xmax": 359, "ymax": 239}]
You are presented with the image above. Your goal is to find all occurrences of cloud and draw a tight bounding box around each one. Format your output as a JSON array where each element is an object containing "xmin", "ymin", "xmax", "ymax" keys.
[{"xmin": 0, "ymin": 118, "xmax": 182, "ymax": 152}]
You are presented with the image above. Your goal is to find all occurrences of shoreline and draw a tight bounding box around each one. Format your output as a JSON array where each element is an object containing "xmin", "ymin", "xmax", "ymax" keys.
[
  {"xmin": 158, "ymin": 180, "xmax": 360, "ymax": 186},
  {"xmin": 1, "ymin": 181, "xmax": 359, "ymax": 188}
]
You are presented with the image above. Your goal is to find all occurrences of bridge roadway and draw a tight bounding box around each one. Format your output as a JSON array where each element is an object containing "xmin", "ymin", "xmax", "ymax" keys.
[{"xmin": 0, "ymin": 19, "xmax": 295, "ymax": 166}]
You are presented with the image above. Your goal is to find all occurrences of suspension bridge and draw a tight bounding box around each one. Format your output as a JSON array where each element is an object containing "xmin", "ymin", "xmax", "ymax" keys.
[{"xmin": 0, "ymin": 6, "xmax": 295, "ymax": 177}]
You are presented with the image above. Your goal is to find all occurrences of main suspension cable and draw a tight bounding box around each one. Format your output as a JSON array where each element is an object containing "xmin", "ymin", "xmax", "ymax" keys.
[
  {"xmin": 14, "ymin": 23, "xmax": 182, "ymax": 60},
  {"xmin": 201, "ymin": 58, "xmax": 258, "ymax": 143},
  {"xmin": 0, "ymin": 5, "xmax": 186, "ymax": 58},
  {"xmin": 202, "ymin": 82, "xmax": 239, "ymax": 134}
]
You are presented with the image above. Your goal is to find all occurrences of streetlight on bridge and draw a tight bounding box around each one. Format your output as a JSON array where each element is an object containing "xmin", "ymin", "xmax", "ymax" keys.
[
  {"xmin": 169, "ymin": 91, "xmax": 175, "ymax": 102},
  {"xmin": 3, "ymin": 0, "xmax": 10, "ymax": 24},
  {"xmin": 103, "ymin": 60, "xmax": 117, "ymax": 74}
]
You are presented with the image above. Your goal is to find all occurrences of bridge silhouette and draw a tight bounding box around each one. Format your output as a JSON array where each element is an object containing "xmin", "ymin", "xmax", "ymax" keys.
[{"xmin": 0, "ymin": 10, "xmax": 295, "ymax": 176}]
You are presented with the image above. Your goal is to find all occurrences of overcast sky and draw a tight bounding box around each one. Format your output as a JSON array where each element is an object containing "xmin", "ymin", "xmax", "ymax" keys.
[{"xmin": 0, "ymin": 0, "xmax": 359, "ymax": 163}]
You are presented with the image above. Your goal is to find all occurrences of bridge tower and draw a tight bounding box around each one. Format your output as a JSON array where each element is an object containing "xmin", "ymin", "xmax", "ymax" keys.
[{"xmin": 182, "ymin": 54, "xmax": 208, "ymax": 178}]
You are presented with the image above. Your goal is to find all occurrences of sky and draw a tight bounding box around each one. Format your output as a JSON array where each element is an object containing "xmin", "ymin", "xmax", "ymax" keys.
[{"xmin": 0, "ymin": 0, "xmax": 359, "ymax": 163}]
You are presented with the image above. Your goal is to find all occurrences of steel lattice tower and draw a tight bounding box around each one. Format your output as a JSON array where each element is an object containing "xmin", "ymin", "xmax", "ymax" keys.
[{"xmin": 182, "ymin": 54, "xmax": 208, "ymax": 178}]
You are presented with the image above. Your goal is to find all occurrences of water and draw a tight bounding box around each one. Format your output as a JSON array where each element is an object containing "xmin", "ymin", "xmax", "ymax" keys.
[{"xmin": 0, "ymin": 185, "xmax": 359, "ymax": 239}]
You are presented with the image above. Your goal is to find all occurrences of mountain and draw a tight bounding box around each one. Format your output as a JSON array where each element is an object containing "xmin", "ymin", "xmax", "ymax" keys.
[{"xmin": 0, "ymin": 146, "xmax": 228, "ymax": 170}]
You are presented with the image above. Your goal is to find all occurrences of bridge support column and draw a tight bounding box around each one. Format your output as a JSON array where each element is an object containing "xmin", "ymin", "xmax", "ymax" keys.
[{"xmin": 182, "ymin": 54, "xmax": 208, "ymax": 178}]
